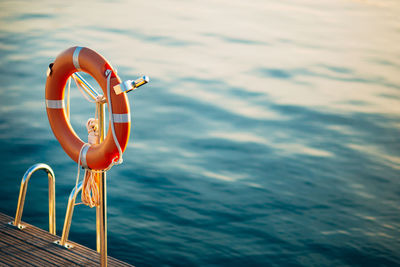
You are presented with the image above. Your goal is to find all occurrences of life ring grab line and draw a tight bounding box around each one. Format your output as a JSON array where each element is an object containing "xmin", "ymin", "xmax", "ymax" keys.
[{"xmin": 45, "ymin": 46, "xmax": 131, "ymax": 170}]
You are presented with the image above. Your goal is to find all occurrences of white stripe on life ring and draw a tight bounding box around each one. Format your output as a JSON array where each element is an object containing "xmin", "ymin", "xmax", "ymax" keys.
[
  {"xmin": 46, "ymin": 100, "xmax": 64, "ymax": 109},
  {"xmin": 112, "ymin": 113, "xmax": 130, "ymax": 123},
  {"xmin": 80, "ymin": 144, "xmax": 90, "ymax": 169},
  {"xmin": 73, "ymin": 46, "xmax": 82, "ymax": 70}
]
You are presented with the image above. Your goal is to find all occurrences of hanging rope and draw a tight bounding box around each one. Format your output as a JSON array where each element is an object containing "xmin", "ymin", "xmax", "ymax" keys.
[
  {"xmin": 70, "ymin": 70, "xmax": 124, "ymax": 208},
  {"xmin": 73, "ymin": 115, "xmax": 102, "ymax": 208},
  {"xmin": 68, "ymin": 74, "xmax": 103, "ymax": 208},
  {"xmin": 81, "ymin": 118, "xmax": 100, "ymax": 207}
]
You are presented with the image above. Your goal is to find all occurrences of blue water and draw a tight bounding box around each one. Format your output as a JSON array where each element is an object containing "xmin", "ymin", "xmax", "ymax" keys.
[{"xmin": 1, "ymin": 0, "xmax": 400, "ymax": 266}]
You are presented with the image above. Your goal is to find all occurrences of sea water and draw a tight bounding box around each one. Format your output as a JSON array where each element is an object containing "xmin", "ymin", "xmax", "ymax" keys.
[{"xmin": 0, "ymin": 0, "xmax": 399, "ymax": 266}]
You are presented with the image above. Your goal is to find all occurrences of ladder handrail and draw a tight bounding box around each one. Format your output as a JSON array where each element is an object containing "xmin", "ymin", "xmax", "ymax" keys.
[
  {"xmin": 58, "ymin": 181, "xmax": 83, "ymax": 248},
  {"xmin": 12, "ymin": 163, "xmax": 56, "ymax": 235}
]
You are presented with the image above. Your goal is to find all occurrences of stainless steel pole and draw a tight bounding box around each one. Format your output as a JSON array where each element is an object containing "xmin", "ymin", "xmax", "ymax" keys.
[
  {"xmin": 96, "ymin": 100, "xmax": 107, "ymax": 266},
  {"xmin": 99, "ymin": 171, "xmax": 107, "ymax": 266}
]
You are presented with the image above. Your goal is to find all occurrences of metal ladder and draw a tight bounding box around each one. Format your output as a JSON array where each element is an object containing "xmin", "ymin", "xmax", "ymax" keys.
[{"xmin": 10, "ymin": 163, "xmax": 86, "ymax": 249}]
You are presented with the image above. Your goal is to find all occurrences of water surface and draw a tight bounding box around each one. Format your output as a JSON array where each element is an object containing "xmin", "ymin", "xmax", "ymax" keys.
[{"xmin": 0, "ymin": 0, "xmax": 399, "ymax": 266}]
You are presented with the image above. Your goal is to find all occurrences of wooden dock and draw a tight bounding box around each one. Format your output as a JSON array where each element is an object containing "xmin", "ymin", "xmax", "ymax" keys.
[{"xmin": 0, "ymin": 212, "xmax": 133, "ymax": 266}]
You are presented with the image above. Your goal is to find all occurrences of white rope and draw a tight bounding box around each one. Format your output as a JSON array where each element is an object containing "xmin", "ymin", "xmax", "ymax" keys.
[
  {"xmin": 105, "ymin": 69, "xmax": 123, "ymax": 165},
  {"xmin": 73, "ymin": 102, "xmax": 102, "ymax": 207},
  {"xmin": 81, "ymin": 170, "xmax": 99, "ymax": 207},
  {"xmin": 73, "ymin": 143, "xmax": 90, "ymax": 206},
  {"xmin": 68, "ymin": 70, "xmax": 123, "ymax": 168},
  {"xmin": 78, "ymin": 102, "xmax": 103, "ymax": 207},
  {"xmin": 72, "ymin": 70, "xmax": 124, "ymax": 207},
  {"xmin": 75, "ymin": 117, "xmax": 101, "ymax": 207},
  {"xmin": 86, "ymin": 118, "xmax": 99, "ymax": 145}
]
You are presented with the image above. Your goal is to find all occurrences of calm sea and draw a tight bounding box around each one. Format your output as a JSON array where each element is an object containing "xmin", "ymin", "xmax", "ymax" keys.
[{"xmin": 0, "ymin": 0, "xmax": 399, "ymax": 266}]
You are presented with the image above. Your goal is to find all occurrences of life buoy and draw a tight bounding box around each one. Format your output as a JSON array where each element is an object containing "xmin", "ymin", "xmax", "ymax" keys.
[{"xmin": 45, "ymin": 46, "xmax": 130, "ymax": 170}]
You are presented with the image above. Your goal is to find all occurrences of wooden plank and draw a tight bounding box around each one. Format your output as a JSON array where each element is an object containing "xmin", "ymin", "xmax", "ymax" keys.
[
  {"xmin": 0, "ymin": 241, "xmax": 35, "ymax": 267},
  {"xmin": 1, "ymin": 227, "xmax": 93, "ymax": 266},
  {"xmin": 0, "ymin": 213, "xmax": 126, "ymax": 266},
  {"xmin": 0, "ymin": 221, "xmax": 97, "ymax": 266},
  {"xmin": 0, "ymin": 212, "xmax": 133, "ymax": 266},
  {"xmin": 0, "ymin": 238, "xmax": 62, "ymax": 266},
  {"xmin": 0, "ymin": 231, "xmax": 81, "ymax": 266}
]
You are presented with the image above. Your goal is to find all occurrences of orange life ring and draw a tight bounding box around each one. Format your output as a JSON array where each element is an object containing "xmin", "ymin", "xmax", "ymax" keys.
[{"xmin": 45, "ymin": 46, "xmax": 130, "ymax": 170}]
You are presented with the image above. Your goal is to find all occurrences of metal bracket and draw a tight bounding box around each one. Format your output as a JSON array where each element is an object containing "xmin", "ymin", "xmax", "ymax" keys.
[
  {"xmin": 8, "ymin": 221, "xmax": 26, "ymax": 230},
  {"xmin": 54, "ymin": 240, "xmax": 74, "ymax": 249},
  {"xmin": 113, "ymin": 76, "xmax": 149, "ymax": 95}
]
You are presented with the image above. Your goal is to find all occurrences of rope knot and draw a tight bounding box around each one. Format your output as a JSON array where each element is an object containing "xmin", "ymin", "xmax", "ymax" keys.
[
  {"xmin": 95, "ymin": 95, "xmax": 106, "ymax": 104},
  {"xmin": 86, "ymin": 118, "xmax": 99, "ymax": 145}
]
